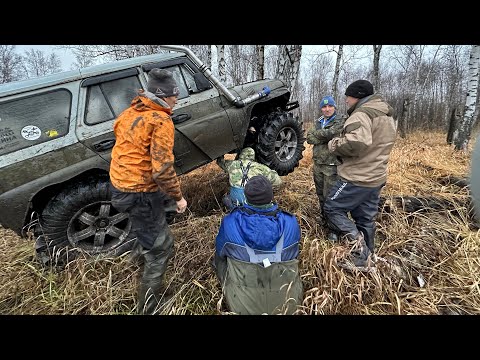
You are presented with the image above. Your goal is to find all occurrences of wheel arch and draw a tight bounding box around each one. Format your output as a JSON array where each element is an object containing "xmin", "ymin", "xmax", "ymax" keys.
[
  {"xmin": 26, "ymin": 168, "xmax": 110, "ymax": 232},
  {"xmin": 255, "ymin": 110, "xmax": 306, "ymax": 176},
  {"xmin": 240, "ymin": 94, "xmax": 292, "ymax": 151}
]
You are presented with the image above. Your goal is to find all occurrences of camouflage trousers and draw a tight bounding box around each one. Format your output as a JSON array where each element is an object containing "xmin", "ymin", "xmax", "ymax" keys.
[{"xmin": 313, "ymin": 163, "xmax": 338, "ymax": 212}]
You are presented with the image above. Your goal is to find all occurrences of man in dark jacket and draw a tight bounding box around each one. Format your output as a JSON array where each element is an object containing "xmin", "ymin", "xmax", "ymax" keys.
[
  {"xmin": 306, "ymin": 95, "xmax": 346, "ymax": 240},
  {"xmin": 214, "ymin": 175, "xmax": 303, "ymax": 314},
  {"xmin": 324, "ymin": 80, "xmax": 397, "ymax": 271}
]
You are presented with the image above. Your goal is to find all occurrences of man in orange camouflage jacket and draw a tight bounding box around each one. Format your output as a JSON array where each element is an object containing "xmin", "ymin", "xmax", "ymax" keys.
[{"xmin": 109, "ymin": 68, "xmax": 187, "ymax": 315}]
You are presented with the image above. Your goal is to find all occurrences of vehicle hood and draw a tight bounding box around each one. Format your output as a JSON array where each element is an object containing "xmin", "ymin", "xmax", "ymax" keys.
[{"xmin": 229, "ymin": 78, "xmax": 288, "ymax": 100}]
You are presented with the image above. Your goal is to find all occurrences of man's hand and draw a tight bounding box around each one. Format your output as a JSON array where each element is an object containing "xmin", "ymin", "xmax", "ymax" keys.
[
  {"xmin": 176, "ymin": 197, "xmax": 187, "ymax": 213},
  {"xmin": 306, "ymin": 128, "xmax": 320, "ymax": 145}
]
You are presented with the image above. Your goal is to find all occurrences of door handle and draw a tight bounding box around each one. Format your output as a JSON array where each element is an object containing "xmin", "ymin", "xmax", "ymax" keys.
[
  {"xmin": 172, "ymin": 113, "xmax": 191, "ymax": 124},
  {"xmin": 92, "ymin": 139, "xmax": 116, "ymax": 152}
]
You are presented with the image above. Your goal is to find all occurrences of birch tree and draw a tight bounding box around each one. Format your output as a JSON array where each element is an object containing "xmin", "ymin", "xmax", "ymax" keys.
[
  {"xmin": 275, "ymin": 45, "xmax": 303, "ymax": 94},
  {"xmin": 331, "ymin": 45, "xmax": 343, "ymax": 99},
  {"xmin": 216, "ymin": 45, "xmax": 226, "ymax": 83},
  {"xmin": 276, "ymin": 45, "xmax": 289, "ymax": 84},
  {"xmin": 255, "ymin": 45, "xmax": 265, "ymax": 80},
  {"xmin": 453, "ymin": 45, "xmax": 480, "ymax": 151},
  {"xmin": 372, "ymin": 45, "xmax": 382, "ymax": 92},
  {"xmin": 288, "ymin": 45, "xmax": 302, "ymax": 99}
]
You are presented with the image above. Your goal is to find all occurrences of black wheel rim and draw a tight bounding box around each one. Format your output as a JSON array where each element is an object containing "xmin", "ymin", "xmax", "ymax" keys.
[
  {"xmin": 275, "ymin": 126, "xmax": 297, "ymax": 161},
  {"xmin": 67, "ymin": 201, "xmax": 131, "ymax": 253}
]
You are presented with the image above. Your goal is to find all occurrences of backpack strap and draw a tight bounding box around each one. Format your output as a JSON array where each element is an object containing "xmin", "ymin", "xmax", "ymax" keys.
[
  {"xmin": 239, "ymin": 160, "xmax": 252, "ymax": 187},
  {"xmin": 244, "ymin": 233, "xmax": 285, "ymax": 264}
]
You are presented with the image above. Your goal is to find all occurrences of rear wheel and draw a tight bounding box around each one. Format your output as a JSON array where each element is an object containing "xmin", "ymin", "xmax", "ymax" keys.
[
  {"xmin": 256, "ymin": 111, "xmax": 305, "ymax": 176},
  {"xmin": 35, "ymin": 176, "xmax": 135, "ymax": 264}
]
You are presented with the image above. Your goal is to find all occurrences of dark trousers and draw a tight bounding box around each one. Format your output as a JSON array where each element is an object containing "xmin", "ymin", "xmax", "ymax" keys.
[
  {"xmin": 323, "ymin": 179, "xmax": 384, "ymax": 252},
  {"xmin": 110, "ymin": 184, "xmax": 174, "ymax": 314}
]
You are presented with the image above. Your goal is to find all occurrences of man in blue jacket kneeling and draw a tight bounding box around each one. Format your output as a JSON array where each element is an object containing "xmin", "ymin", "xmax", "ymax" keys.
[{"xmin": 214, "ymin": 175, "xmax": 303, "ymax": 315}]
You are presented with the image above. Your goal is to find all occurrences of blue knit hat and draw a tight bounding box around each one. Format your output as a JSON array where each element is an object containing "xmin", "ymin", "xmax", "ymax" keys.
[{"xmin": 320, "ymin": 95, "xmax": 336, "ymax": 108}]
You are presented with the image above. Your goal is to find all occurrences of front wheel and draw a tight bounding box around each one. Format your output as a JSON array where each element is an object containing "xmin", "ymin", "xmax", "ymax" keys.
[
  {"xmin": 256, "ymin": 111, "xmax": 305, "ymax": 176},
  {"xmin": 35, "ymin": 176, "xmax": 135, "ymax": 264}
]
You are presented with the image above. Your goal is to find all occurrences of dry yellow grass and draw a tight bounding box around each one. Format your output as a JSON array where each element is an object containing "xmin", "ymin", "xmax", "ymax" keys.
[{"xmin": 1, "ymin": 130, "xmax": 479, "ymax": 315}]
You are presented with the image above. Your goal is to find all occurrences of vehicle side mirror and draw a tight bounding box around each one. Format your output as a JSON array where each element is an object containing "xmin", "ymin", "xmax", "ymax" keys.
[{"xmin": 193, "ymin": 73, "xmax": 212, "ymax": 91}]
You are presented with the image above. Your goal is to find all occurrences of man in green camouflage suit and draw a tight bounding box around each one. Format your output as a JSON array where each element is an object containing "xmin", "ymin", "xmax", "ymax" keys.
[
  {"xmin": 306, "ymin": 95, "xmax": 346, "ymax": 240},
  {"xmin": 217, "ymin": 147, "xmax": 282, "ymax": 210}
]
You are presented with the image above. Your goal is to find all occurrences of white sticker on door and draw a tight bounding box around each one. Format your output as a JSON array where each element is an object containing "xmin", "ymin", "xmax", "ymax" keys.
[{"xmin": 21, "ymin": 125, "xmax": 41, "ymax": 140}]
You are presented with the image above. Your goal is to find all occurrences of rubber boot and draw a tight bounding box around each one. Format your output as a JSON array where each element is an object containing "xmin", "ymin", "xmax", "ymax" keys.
[
  {"xmin": 348, "ymin": 232, "xmax": 371, "ymax": 268},
  {"xmin": 327, "ymin": 232, "xmax": 339, "ymax": 242},
  {"xmin": 316, "ymin": 201, "xmax": 328, "ymax": 226},
  {"xmin": 137, "ymin": 275, "xmax": 166, "ymax": 315},
  {"xmin": 136, "ymin": 231, "xmax": 174, "ymax": 315},
  {"xmin": 357, "ymin": 224, "xmax": 375, "ymax": 253},
  {"xmin": 338, "ymin": 232, "xmax": 374, "ymax": 272}
]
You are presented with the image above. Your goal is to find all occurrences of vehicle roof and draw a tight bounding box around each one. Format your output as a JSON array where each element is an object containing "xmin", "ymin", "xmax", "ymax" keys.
[{"xmin": 0, "ymin": 52, "xmax": 185, "ymax": 98}]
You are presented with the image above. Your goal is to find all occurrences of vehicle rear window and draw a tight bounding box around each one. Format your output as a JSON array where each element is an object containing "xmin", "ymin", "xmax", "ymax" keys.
[{"xmin": 0, "ymin": 89, "xmax": 71, "ymax": 156}]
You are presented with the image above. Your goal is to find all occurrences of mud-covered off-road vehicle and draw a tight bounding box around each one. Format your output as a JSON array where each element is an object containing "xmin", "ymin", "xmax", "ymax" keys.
[{"xmin": 0, "ymin": 45, "xmax": 305, "ymax": 262}]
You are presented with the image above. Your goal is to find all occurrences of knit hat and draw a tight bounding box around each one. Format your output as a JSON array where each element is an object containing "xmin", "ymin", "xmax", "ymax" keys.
[
  {"xmin": 345, "ymin": 80, "xmax": 374, "ymax": 99},
  {"xmin": 244, "ymin": 175, "xmax": 273, "ymax": 206},
  {"xmin": 320, "ymin": 95, "xmax": 336, "ymax": 108},
  {"xmin": 147, "ymin": 68, "xmax": 180, "ymax": 98}
]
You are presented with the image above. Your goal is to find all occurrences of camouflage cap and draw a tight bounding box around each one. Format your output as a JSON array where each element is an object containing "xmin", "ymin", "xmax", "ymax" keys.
[{"xmin": 238, "ymin": 147, "xmax": 255, "ymax": 161}]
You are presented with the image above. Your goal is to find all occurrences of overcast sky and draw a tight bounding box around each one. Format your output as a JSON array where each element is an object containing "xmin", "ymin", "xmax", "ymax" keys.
[
  {"xmin": 15, "ymin": 45, "xmax": 76, "ymax": 69},
  {"xmin": 13, "ymin": 45, "xmax": 335, "ymax": 73}
]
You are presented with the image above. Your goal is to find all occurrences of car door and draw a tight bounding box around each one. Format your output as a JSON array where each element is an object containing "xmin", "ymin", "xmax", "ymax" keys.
[
  {"xmin": 144, "ymin": 60, "xmax": 237, "ymax": 174},
  {"xmin": 75, "ymin": 68, "xmax": 142, "ymax": 164}
]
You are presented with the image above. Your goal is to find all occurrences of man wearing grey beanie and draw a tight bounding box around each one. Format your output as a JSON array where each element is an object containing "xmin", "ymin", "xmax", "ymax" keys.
[
  {"xmin": 324, "ymin": 79, "xmax": 397, "ymax": 272},
  {"xmin": 109, "ymin": 68, "xmax": 186, "ymax": 314}
]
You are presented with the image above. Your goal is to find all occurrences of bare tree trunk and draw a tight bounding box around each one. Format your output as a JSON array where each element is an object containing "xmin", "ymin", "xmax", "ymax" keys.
[
  {"xmin": 216, "ymin": 45, "xmax": 226, "ymax": 83},
  {"xmin": 275, "ymin": 45, "xmax": 302, "ymax": 94},
  {"xmin": 206, "ymin": 45, "xmax": 212, "ymax": 70},
  {"xmin": 228, "ymin": 45, "xmax": 244, "ymax": 85},
  {"xmin": 255, "ymin": 45, "xmax": 264, "ymax": 80},
  {"xmin": 331, "ymin": 45, "xmax": 343, "ymax": 99},
  {"xmin": 399, "ymin": 98, "xmax": 410, "ymax": 138},
  {"xmin": 125, "ymin": 45, "xmax": 134, "ymax": 58},
  {"xmin": 446, "ymin": 107, "xmax": 460, "ymax": 144},
  {"xmin": 288, "ymin": 45, "xmax": 302, "ymax": 96},
  {"xmin": 411, "ymin": 46, "xmax": 426, "ymax": 124},
  {"xmin": 453, "ymin": 45, "xmax": 480, "ymax": 150},
  {"xmin": 372, "ymin": 45, "xmax": 382, "ymax": 92},
  {"xmin": 276, "ymin": 45, "xmax": 289, "ymax": 84}
]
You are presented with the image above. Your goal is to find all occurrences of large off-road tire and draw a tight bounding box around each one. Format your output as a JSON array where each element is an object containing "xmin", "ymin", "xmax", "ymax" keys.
[
  {"xmin": 35, "ymin": 175, "xmax": 135, "ymax": 264},
  {"xmin": 256, "ymin": 111, "xmax": 306, "ymax": 176}
]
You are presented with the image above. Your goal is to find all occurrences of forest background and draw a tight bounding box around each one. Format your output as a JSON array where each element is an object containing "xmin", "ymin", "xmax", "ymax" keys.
[{"xmin": 2, "ymin": 44, "xmax": 479, "ymax": 147}]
